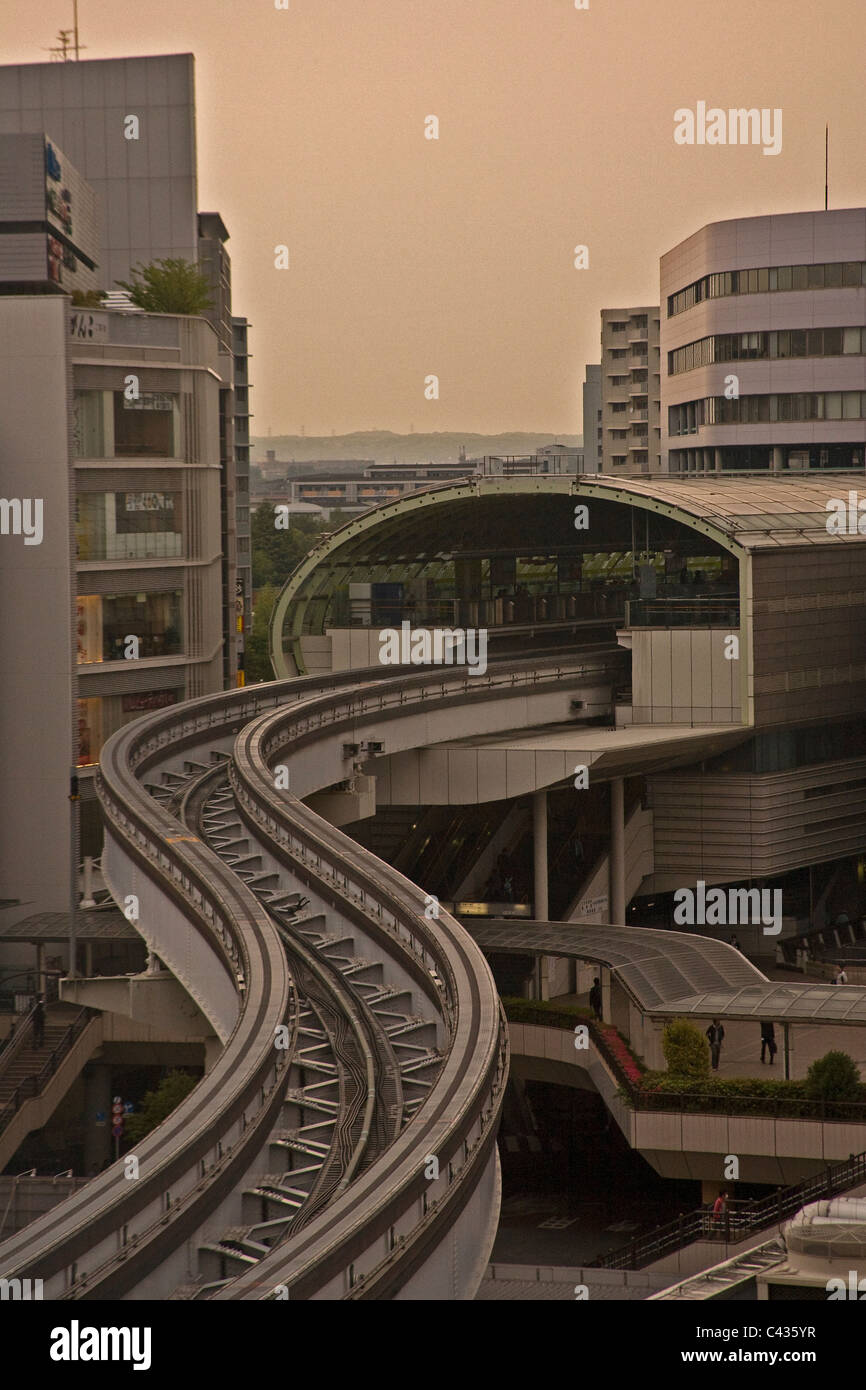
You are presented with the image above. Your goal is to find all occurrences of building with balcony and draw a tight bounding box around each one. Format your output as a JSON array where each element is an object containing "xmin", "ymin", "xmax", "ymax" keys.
[
  {"xmin": 600, "ymin": 307, "xmax": 662, "ymax": 474},
  {"xmin": 0, "ymin": 297, "xmax": 228, "ymax": 926},
  {"xmin": 661, "ymin": 209, "xmax": 866, "ymax": 473}
]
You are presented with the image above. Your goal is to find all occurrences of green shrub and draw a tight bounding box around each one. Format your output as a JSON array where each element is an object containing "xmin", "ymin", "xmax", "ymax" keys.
[
  {"xmin": 124, "ymin": 1069, "xmax": 199, "ymax": 1143},
  {"xmin": 661, "ymin": 1019, "xmax": 710, "ymax": 1078},
  {"xmin": 804, "ymin": 1050, "xmax": 862, "ymax": 1103}
]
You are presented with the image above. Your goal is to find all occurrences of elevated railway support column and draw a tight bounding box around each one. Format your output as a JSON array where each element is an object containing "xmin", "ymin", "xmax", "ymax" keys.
[
  {"xmin": 533, "ymin": 790, "xmax": 549, "ymax": 999},
  {"xmin": 610, "ymin": 777, "xmax": 625, "ymax": 925}
]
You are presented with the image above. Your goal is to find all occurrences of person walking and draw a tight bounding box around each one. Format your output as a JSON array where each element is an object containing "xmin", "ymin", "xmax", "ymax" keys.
[
  {"xmin": 833, "ymin": 964, "xmax": 848, "ymax": 985},
  {"xmin": 760, "ymin": 1020, "xmax": 777, "ymax": 1064},
  {"xmin": 706, "ymin": 1018, "xmax": 725, "ymax": 1070},
  {"xmin": 589, "ymin": 976, "xmax": 603, "ymax": 1021},
  {"xmin": 32, "ymin": 996, "xmax": 45, "ymax": 1050}
]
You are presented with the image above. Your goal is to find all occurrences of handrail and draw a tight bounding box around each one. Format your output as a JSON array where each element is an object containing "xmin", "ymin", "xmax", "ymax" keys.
[
  {"xmin": 592, "ymin": 1150, "xmax": 866, "ymax": 1270},
  {"xmin": 0, "ymin": 650, "xmax": 617, "ymax": 1299},
  {"xmin": 0, "ymin": 1002, "xmax": 38, "ymax": 1071},
  {"xmin": 0, "ymin": 1009, "xmax": 94, "ymax": 1136}
]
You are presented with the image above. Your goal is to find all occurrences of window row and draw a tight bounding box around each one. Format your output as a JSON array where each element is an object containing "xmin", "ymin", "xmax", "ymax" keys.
[
  {"xmin": 667, "ymin": 262, "xmax": 866, "ymax": 317},
  {"xmin": 73, "ymin": 389, "xmax": 182, "ymax": 460},
  {"xmin": 76, "ymin": 491, "xmax": 183, "ymax": 561},
  {"xmin": 669, "ymin": 391, "xmax": 866, "ymax": 434},
  {"xmin": 76, "ymin": 590, "xmax": 183, "ymax": 664},
  {"xmin": 669, "ymin": 326, "xmax": 866, "ymax": 374}
]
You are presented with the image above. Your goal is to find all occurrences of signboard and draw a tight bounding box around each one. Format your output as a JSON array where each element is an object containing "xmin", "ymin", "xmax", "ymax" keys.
[
  {"xmin": 577, "ymin": 895, "xmax": 608, "ymax": 916},
  {"xmin": 121, "ymin": 690, "xmax": 178, "ymax": 713},
  {"xmin": 69, "ymin": 311, "xmax": 109, "ymax": 343},
  {"xmin": 123, "ymin": 492, "xmax": 175, "ymax": 513},
  {"xmin": 123, "ymin": 392, "xmax": 173, "ymax": 412}
]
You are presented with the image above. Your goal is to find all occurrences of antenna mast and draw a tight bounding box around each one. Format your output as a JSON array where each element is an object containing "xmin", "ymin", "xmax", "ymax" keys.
[{"xmin": 824, "ymin": 124, "xmax": 829, "ymax": 211}]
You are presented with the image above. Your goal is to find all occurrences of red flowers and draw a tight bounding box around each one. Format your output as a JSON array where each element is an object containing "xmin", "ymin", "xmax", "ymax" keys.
[{"xmin": 596, "ymin": 1023, "xmax": 643, "ymax": 1084}]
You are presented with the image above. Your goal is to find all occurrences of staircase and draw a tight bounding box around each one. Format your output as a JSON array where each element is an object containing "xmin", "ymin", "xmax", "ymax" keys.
[{"xmin": 0, "ymin": 1006, "xmax": 84, "ymax": 1109}]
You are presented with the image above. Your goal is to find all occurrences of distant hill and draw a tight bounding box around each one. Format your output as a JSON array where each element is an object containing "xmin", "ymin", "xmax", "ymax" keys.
[{"xmin": 251, "ymin": 430, "xmax": 582, "ymax": 466}]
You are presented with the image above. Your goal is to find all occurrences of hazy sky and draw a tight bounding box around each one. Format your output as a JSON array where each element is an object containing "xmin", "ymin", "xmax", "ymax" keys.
[{"xmin": 5, "ymin": 0, "xmax": 866, "ymax": 436}]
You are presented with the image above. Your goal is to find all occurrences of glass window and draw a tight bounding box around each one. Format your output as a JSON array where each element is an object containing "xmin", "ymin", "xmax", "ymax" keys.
[
  {"xmin": 792, "ymin": 265, "xmax": 809, "ymax": 290},
  {"xmin": 77, "ymin": 698, "xmax": 102, "ymax": 767},
  {"xmin": 73, "ymin": 391, "xmax": 105, "ymax": 458},
  {"xmin": 825, "ymin": 263, "xmax": 843, "ymax": 287},
  {"xmin": 757, "ymin": 268, "xmax": 769, "ymax": 292},
  {"xmin": 808, "ymin": 264, "xmax": 825, "ymax": 288},
  {"xmin": 843, "ymin": 262, "xmax": 862, "ymax": 286},
  {"xmin": 77, "ymin": 590, "xmax": 183, "ymax": 663},
  {"xmin": 843, "ymin": 327, "xmax": 861, "ymax": 353},
  {"xmin": 791, "ymin": 329, "xmax": 807, "ymax": 356},
  {"xmin": 113, "ymin": 392, "xmax": 178, "ymax": 458},
  {"xmin": 825, "ymin": 392, "xmax": 842, "ymax": 419},
  {"xmin": 768, "ymin": 268, "xmax": 778, "ymax": 291},
  {"xmin": 776, "ymin": 265, "xmax": 793, "ymax": 291},
  {"xmin": 843, "ymin": 392, "xmax": 861, "ymax": 419},
  {"xmin": 807, "ymin": 328, "xmax": 823, "ymax": 355},
  {"xmin": 824, "ymin": 328, "xmax": 842, "ymax": 355}
]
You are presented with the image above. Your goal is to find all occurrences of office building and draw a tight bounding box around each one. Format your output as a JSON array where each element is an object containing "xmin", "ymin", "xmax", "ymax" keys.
[
  {"xmin": 661, "ymin": 209, "xmax": 866, "ymax": 472},
  {"xmin": 582, "ymin": 362, "xmax": 602, "ymax": 470}
]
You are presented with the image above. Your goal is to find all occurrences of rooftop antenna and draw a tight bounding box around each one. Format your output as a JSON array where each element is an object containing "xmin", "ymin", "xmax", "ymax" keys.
[
  {"xmin": 46, "ymin": 1, "xmax": 83, "ymax": 61},
  {"xmin": 824, "ymin": 123, "xmax": 829, "ymax": 211}
]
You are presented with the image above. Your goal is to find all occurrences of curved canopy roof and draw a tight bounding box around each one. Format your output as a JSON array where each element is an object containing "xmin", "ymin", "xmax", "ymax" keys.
[
  {"xmin": 270, "ymin": 472, "xmax": 866, "ymax": 676},
  {"xmin": 469, "ymin": 920, "xmax": 866, "ymax": 1025}
]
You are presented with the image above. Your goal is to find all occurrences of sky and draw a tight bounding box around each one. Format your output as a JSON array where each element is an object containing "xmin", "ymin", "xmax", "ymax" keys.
[{"xmin": 4, "ymin": 0, "xmax": 866, "ymax": 436}]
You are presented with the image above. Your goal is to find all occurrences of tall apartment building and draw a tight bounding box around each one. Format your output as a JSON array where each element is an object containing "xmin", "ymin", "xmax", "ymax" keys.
[
  {"xmin": 232, "ymin": 316, "xmax": 253, "ymax": 679},
  {"xmin": 581, "ymin": 363, "xmax": 602, "ymax": 470},
  {"xmin": 0, "ymin": 54, "xmax": 244, "ymax": 683},
  {"xmin": 661, "ymin": 209, "xmax": 866, "ymax": 473},
  {"xmin": 599, "ymin": 307, "xmax": 662, "ymax": 473},
  {"xmin": 0, "ymin": 297, "xmax": 227, "ymax": 925}
]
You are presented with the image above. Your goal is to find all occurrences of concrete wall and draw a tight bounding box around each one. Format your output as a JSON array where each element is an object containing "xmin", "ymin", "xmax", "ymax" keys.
[
  {"xmin": 0, "ymin": 297, "xmax": 74, "ymax": 920},
  {"xmin": 631, "ymin": 627, "xmax": 740, "ymax": 723}
]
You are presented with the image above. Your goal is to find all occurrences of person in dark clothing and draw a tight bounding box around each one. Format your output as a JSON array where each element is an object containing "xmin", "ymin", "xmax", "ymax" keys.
[
  {"xmin": 706, "ymin": 1018, "xmax": 725, "ymax": 1070},
  {"xmin": 760, "ymin": 1020, "xmax": 777, "ymax": 1064},
  {"xmin": 589, "ymin": 976, "xmax": 602, "ymax": 1021},
  {"xmin": 32, "ymin": 997, "xmax": 45, "ymax": 1050}
]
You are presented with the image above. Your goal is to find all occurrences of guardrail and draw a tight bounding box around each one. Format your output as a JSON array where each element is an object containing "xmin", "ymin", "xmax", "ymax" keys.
[{"xmin": 0, "ymin": 650, "xmax": 619, "ymax": 1299}]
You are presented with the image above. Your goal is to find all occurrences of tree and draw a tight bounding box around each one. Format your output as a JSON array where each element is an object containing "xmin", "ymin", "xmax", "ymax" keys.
[
  {"xmin": 124, "ymin": 1069, "xmax": 199, "ymax": 1143},
  {"xmin": 804, "ymin": 1050, "xmax": 861, "ymax": 1103},
  {"xmin": 662, "ymin": 1019, "xmax": 710, "ymax": 1078},
  {"xmin": 115, "ymin": 258, "xmax": 212, "ymax": 315},
  {"xmin": 250, "ymin": 503, "xmax": 329, "ymax": 590},
  {"xmin": 245, "ymin": 583, "xmax": 279, "ymax": 683}
]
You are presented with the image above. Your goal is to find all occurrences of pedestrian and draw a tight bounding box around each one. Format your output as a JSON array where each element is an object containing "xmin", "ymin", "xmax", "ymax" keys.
[
  {"xmin": 706, "ymin": 1018, "xmax": 725, "ymax": 1070},
  {"xmin": 760, "ymin": 1020, "xmax": 777, "ymax": 1064},
  {"xmin": 712, "ymin": 1189, "xmax": 728, "ymax": 1223},
  {"xmin": 589, "ymin": 976, "xmax": 602, "ymax": 1021},
  {"xmin": 730, "ymin": 935, "xmax": 742, "ymax": 952},
  {"xmin": 833, "ymin": 964, "xmax": 848, "ymax": 985},
  {"xmin": 32, "ymin": 996, "xmax": 45, "ymax": 1050}
]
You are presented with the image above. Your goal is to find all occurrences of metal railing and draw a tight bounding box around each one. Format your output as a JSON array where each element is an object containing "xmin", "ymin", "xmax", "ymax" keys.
[
  {"xmin": 591, "ymin": 1150, "xmax": 866, "ymax": 1270},
  {"xmin": 0, "ymin": 1009, "xmax": 94, "ymax": 1136},
  {"xmin": 625, "ymin": 597, "xmax": 740, "ymax": 628}
]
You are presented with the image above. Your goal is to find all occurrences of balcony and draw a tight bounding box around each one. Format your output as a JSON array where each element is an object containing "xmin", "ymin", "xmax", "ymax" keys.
[
  {"xmin": 629, "ymin": 382, "xmax": 649, "ymax": 395},
  {"xmin": 629, "ymin": 408, "xmax": 649, "ymax": 421},
  {"xmin": 630, "ymin": 352, "xmax": 648, "ymax": 367}
]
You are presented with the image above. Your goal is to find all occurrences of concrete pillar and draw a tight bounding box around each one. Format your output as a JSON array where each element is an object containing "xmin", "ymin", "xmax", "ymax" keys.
[
  {"xmin": 772, "ymin": 446, "xmax": 784, "ymax": 472},
  {"xmin": 83, "ymin": 1062, "xmax": 113, "ymax": 1175},
  {"xmin": 84, "ymin": 941, "xmax": 93, "ymax": 977},
  {"xmin": 714, "ymin": 448, "xmax": 723, "ymax": 472},
  {"xmin": 36, "ymin": 943, "xmax": 46, "ymax": 998},
  {"xmin": 533, "ymin": 790, "xmax": 549, "ymax": 1000},
  {"xmin": 610, "ymin": 777, "xmax": 625, "ymax": 924}
]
